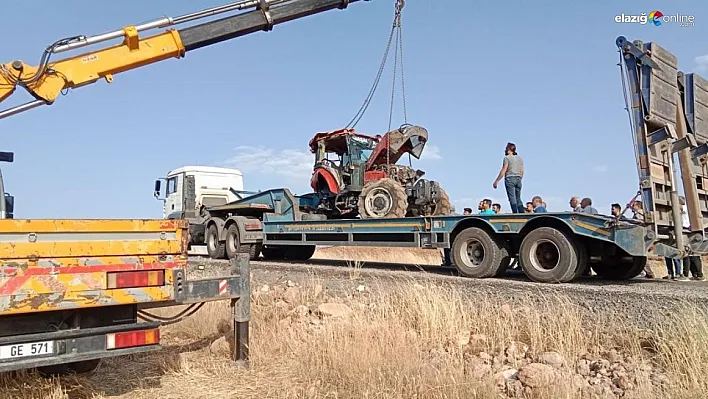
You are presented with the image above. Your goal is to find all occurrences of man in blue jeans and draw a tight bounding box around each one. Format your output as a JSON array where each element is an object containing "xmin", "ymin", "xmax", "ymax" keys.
[{"xmin": 493, "ymin": 142, "xmax": 524, "ymax": 213}]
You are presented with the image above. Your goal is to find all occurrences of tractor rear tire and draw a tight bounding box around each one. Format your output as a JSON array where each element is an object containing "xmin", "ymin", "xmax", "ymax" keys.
[
  {"xmin": 432, "ymin": 187, "xmax": 452, "ymax": 216},
  {"xmin": 358, "ymin": 178, "xmax": 408, "ymax": 219}
]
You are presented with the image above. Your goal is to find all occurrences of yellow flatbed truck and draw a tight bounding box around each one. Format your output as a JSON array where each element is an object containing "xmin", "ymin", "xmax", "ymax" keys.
[{"xmin": 0, "ymin": 217, "xmax": 251, "ymax": 374}]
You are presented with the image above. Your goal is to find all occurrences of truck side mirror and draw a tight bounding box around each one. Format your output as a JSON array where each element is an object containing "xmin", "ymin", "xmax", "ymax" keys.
[
  {"xmin": 4, "ymin": 194, "xmax": 13, "ymax": 219},
  {"xmin": 154, "ymin": 180, "xmax": 162, "ymax": 199}
]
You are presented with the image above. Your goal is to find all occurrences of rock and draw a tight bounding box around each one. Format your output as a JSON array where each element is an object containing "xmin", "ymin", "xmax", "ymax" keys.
[
  {"xmin": 517, "ymin": 363, "xmax": 556, "ymax": 388},
  {"xmin": 286, "ymin": 280, "xmax": 296, "ymax": 287},
  {"xmin": 537, "ymin": 351, "xmax": 565, "ymax": 369},
  {"xmin": 259, "ymin": 284, "xmax": 270, "ymax": 293},
  {"xmin": 356, "ymin": 284, "xmax": 366, "ymax": 292},
  {"xmin": 607, "ymin": 349, "xmax": 623, "ymax": 363},
  {"xmin": 209, "ymin": 336, "xmax": 233, "ymax": 354},
  {"xmin": 316, "ymin": 303, "xmax": 353, "ymax": 318},
  {"xmin": 465, "ymin": 356, "xmax": 492, "ymax": 379},
  {"xmin": 576, "ymin": 359, "xmax": 591, "ymax": 376},
  {"xmin": 283, "ymin": 287, "xmax": 300, "ymax": 304},
  {"xmin": 571, "ymin": 374, "xmax": 587, "ymax": 391}
]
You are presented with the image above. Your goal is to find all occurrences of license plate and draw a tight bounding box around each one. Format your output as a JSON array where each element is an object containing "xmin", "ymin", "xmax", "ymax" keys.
[{"xmin": 0, "ymin": 341, "xmax": 55, "ymax": 360}]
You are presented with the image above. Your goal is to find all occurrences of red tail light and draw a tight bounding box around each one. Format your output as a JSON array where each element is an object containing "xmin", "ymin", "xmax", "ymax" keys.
[
  {"xmin": 106, "ymin": 270, "xmax": 165, "ymax": 289},
  {"xmin": 106, "ymin": 328, "xmax": 160, "ymax": 350}
]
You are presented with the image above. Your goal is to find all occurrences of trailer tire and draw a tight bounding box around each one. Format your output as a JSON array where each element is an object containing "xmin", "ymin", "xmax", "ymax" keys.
[
  {"xmin": 206, "ymin": 224, "xmax": 226, "ymax": 259},
  {"xmin": 570, "ymin": 241, "xmax": 590, "ymax": 281},
  {"xmin": 518, "ymin": 227, "xmax": 580, "ymax": 283},
  {"xmin": 591, "ymin": 255, "xmax": 647, "ymax": 280},
  {"xmin": 451, "ymin": 227, "xmax": 507, "ymax": 278},
  {"xmin": 261, "ymin": 246, "xmax": 286, "ymax": 260},
  {"xmin": 284, "ymin": 245, "xmax": 316, "ymax": 261},
  {"xmin": 225, "ymin": 224, "xmax": 242, "ymax": 259}
]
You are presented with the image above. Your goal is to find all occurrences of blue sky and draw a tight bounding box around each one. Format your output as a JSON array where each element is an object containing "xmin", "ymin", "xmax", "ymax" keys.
[{"xmin": 1, "ymin": 0, "xmax": 707, "ymax": 219}]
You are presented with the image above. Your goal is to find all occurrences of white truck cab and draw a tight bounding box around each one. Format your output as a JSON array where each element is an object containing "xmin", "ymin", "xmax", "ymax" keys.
[{"xmin": 154, "ymin": 165, "xmax": 245, "ymax": 219}]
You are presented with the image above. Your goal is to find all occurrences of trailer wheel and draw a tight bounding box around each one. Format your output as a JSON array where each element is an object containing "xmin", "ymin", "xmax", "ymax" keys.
[
  {"xmin": 284, "ymin": 245, "xmax": 316, "ymax": 261},
  {"xmin": 591, "ymin": 255, "xmax": 647, "ymax": 280},
  {"xmin": 206, "ymin": 224, "xmax": 226, "ymax": 259},
  {"xmin": 225, "ymin": 224, "xmax": 242, "ymax": 259},
  {"xmin": 518, "ymin": 227, "xmax": 580, "ymax": 283},
  {"xmin": 451, "ymin": 227, "xmax": 507, "ymax": 278},
  {"xmin": 261, "ymin": 246, "xmax": 286, "ymax": 260}
]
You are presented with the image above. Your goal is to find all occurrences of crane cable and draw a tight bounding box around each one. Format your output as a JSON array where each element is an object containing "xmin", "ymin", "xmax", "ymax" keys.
[{"xmin": 344, "ymin": 0, "xmax": 406, "ymax": 130}]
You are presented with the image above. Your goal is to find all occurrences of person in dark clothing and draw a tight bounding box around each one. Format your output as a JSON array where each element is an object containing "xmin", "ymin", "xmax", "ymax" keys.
[
  {"xmin": 683, "ymin": 256, "xmax": 704, "ymax": 281},
  {"xmin": 611, "ymin": 203, "xmax": 628, "ymax": 220}
]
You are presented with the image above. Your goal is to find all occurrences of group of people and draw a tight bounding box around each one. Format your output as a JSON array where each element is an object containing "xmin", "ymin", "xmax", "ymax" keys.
[{"xmin": 461, "ymin": 141, "xmax": 705, "ymax": 281}]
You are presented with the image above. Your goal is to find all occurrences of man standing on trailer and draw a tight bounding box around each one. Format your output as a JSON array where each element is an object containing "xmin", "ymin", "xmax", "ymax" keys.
[
  {"xmin": 569, "ymin": 196, "xmax": 582, "ymax": 212},
  {"xmin": 492, "ymin": 203, "xmax": 501, "ymax": 214}
]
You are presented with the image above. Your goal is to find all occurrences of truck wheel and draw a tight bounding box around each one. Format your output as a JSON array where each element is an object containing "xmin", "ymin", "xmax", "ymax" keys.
[
  {"xmin": 451, "ymin": 227, "xmax": 507, "ymax": 278},
  {"xmin": 358, "ymin": 178, "xmax": 407, "ymax": 219},
  {"xmin": 206, "ymin": 224, "xmax": 226, "ymax": 259},
  {"xmin": 432, "ymin": 187, "xmax": 452, "ymax": 216},
  {"xmin": 261, "ymin": 246, "xmax": 286, "ymax": 260},
  {"xmin": 284, "ymin": 245, "xmax": 316, "ymax": 261},
  {"xmin": 591, "ymin": 255, "xmax": 647, "ymax": 280},
  {"xmin": 225, "ymin": 224, "xmax": 242, "ymax": 259},
  {"xmin": 518, "ymin": 227, "xmax": 581, "ymax": 283},
  {"xmin": 249, "ymin": 243, "xmax": 262, "ymax": 260}
]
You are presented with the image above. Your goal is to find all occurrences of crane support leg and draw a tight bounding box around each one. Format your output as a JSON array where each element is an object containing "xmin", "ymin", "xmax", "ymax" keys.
[{"xmin": 179, "ymin": 0, "xmax": 364, "ymax": 51}]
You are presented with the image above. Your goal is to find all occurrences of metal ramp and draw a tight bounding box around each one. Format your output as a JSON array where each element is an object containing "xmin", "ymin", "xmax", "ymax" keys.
[{"xmin": 616, "ymin": 36, "xmax": 708, "ymax": 256}]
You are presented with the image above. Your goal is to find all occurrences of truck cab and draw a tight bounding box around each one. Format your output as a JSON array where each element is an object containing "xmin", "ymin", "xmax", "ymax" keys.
[{"xmin": 154, "ymin": 166, "xmax": 245, "ymax": 219}]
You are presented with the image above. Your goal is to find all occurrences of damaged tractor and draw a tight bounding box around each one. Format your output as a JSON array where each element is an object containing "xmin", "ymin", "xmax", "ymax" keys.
[{"xmin": 303, "ymin": 124, "xmax": 451, "ymax": 219}]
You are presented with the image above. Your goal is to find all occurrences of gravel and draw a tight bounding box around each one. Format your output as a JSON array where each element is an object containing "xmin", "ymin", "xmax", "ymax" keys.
[{"xmin": 187, "ymin": 257, "xmax": 708, "ymax": 329}]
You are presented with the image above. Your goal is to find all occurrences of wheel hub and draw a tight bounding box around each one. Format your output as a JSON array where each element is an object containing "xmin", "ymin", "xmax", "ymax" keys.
[
  {"xmin": 461, "ymin": 239, "xmax": 484, "ymax": 266},
  {"xmin": 364, "ymin": 187, "xmax": 394, "ymax": 217},
  {"xmin": 529, "ymin": 239, "xmax": 560, "ymax": 271}
]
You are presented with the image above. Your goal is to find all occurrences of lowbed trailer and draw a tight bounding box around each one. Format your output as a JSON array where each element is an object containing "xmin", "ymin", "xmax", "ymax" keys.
[
  {"xmin": 193, "ymin": 188, "xmax": 651, "ymax": 284},
  {"xmin": 0, "ymin": 219, "xmax": 250, "ymax": 374}
]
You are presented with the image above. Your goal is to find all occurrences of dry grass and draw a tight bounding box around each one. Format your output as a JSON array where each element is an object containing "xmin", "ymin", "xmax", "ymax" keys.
[
  {"xmin": 313, "ymin": 246, "xmax": 442, "ymax": 266},
  {"xmin": 1, "ymin": 279, "xmax": 706, "ymax": 398}
]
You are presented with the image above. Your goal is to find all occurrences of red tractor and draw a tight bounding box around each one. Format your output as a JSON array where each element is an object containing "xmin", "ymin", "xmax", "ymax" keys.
[{"xmin": 305, "ymin": 124, "xmax": 451, "ymax": 219}]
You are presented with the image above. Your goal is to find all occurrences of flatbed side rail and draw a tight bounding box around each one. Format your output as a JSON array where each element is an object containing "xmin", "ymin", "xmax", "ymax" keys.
[{"xmin": 261, "ymin": 212, "xmax": 650, "ymax": 256}]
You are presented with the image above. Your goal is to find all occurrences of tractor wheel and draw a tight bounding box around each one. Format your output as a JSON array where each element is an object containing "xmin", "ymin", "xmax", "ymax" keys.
[
  {"xmin": 432, "ymin": 187, "xmax": 452, "ymax": 216},
  {"xmin": 357, "ymin": 178, "xmax": 408, "ymax": 219}
]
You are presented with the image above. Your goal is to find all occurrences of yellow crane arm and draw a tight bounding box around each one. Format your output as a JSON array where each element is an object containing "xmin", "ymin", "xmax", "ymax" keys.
[
  {"xmin": 0, "ymin": 0, "xmax": 369, "ymax": 120},
  {"xmin": 0, "ymin": 28, "xmax": 185, "ymax": 106}
]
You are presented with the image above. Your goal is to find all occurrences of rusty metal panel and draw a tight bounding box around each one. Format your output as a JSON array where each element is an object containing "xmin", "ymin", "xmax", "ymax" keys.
[
  {"xmin": 0, "ymin": 219, "xmax": 188, "ymax": 316},
  {"xmin": 0, "ymin": 219, "xmax": 187, "ymax": 259},
  {"xmin": 0, "ymin": 256, "xmax": 184, "ymax": 316},
  {"xmin": 646, "ymin": 42, "xmax": 679, "ymax": 130}
]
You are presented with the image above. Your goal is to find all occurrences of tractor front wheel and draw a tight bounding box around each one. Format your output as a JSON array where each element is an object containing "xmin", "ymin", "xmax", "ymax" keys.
[{"xmin": 358, "ymin": 178, "xmax": 408, "ymax": 219}]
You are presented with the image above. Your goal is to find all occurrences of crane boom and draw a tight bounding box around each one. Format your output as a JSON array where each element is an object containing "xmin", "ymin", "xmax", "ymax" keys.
[{"xmin": 0, "ymin": 0, "xmax": 368, "ymax": 120}]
